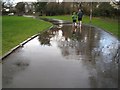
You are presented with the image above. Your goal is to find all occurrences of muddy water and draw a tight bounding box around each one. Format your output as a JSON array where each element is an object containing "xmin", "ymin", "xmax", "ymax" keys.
[{"xmin": 2, "ymin": 23, "xmax": 119, "ymax": 88}]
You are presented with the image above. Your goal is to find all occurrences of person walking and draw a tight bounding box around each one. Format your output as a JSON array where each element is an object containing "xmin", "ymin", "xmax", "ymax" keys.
[
  {"xmin": 72, "ymin": 12, "xmax": 77, "ymax": 27},
  {"xmin": 77, "ymin": 9, "xmax": 83, "ymax": 26}
]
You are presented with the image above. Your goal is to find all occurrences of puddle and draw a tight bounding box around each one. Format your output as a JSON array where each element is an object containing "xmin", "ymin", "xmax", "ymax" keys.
[{"xmin": 2, "ymin": 20, "xmax": 119, "ymax": 88}]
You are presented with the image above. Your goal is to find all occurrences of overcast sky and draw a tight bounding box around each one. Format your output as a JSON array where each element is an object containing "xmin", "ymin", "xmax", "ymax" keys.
[
  {"xmin": 3, "ymin": 0, "xmax": 37, "ymax": 3},
  {"xmin": 2, "ymin": 0, "xmax": 66, "ymax": 4},
  {"xmin": 15, "ymin": 0, "xmax": 37, "ymax": 2}
]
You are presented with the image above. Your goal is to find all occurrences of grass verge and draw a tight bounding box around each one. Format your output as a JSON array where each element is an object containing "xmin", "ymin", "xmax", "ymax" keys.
[
  {"xmin": 2, "ymin": 16, "xmax": 52, "ymax": 56},
  {"xmin": 41, "ymin": 15, "xmax": 119, "ymax": 38}
]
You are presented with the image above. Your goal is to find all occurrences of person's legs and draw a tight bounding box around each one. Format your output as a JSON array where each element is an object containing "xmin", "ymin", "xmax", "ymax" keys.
[
  {"xmin": 80, "ymin": 21, "xmax": 82, "ymax": 26},
  {"xmin": 75, "ymin": 22, "xmax": 77, "ymax": 26},
  {"xmin": 79, "ymin": 18, "xmax": 82, "ymax": 26},
  {"xmin": 78, "ymin": 21, "xmax": 80, "ymax": 25},
  {"xmin": 79, "ymin": 24, "xmax": 82, "ymax": 33},
  {"xmin": 73, "ymin": 20, "xmax": 77, "ymax": 27},
  {"xmin": 73, "ymin": 20, "xmax": 75, "ymax": 26},
  {"xmin": 78, "ymin": 18, "xmax": 82, "ymax": 26},
  {"xmin": 78, "ymin": 18, "xmax": 80, "ymax": 25}
]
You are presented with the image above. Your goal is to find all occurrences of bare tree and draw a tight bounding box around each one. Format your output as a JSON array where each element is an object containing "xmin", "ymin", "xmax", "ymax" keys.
[{"xmin": 15, "ymin": 2, "xmax": 25, "ymax": 16}]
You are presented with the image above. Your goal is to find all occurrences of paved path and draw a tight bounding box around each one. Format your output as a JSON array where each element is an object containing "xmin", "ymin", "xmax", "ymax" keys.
[{"xmin": 2, "ymin": 19, "xmax": 119, "ymax": 88}]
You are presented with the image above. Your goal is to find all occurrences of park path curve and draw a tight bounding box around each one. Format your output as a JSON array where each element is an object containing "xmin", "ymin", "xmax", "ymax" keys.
[{"xmin": 2, "ymin": 18, "xmax": 119, "ymax": 88}]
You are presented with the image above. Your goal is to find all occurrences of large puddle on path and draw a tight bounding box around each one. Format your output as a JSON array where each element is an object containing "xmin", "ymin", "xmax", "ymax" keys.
[{"xmin": 2, "ymin": 24, "xmax": 119, "ymax": 88}]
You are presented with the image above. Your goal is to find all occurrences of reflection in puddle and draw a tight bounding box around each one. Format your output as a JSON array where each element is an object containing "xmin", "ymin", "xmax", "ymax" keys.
[
  {"xmin": 3, "ymin": 57, "xmax": 30, "ymax": 88},
  {"xmin": 3, "ymin": 24, "xmax": 119, "ymax": 88}
]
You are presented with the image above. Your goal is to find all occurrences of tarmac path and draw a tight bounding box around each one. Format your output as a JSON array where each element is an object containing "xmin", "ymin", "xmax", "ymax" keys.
[{"xmin": 2, "ymin": 19, "xmax": 119, "ymax": 88}]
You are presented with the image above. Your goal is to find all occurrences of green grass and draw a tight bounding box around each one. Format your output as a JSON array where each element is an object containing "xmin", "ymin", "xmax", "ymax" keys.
[
  {"xmin": 41, "ymin": 15, "xmax": 119, "ymax": 38},
  {"xmin": 2, "ymin": 16, "xmax": 52, "ymax": 56}
]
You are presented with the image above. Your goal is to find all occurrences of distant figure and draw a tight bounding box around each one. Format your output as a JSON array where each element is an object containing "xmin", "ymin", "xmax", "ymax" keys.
[
  {"xmin": 72, "ymin": 12, "xmax": 77, "ymax": 27},
  {"xmin": 77, "ymin": 9, "xmax": 84, "ymax": 26}
]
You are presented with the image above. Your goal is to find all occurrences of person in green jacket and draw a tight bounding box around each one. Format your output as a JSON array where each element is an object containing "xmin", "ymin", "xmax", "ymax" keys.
[{"xmin": 72, "ymin": 12, "xmax": 77, "ymax": 27}]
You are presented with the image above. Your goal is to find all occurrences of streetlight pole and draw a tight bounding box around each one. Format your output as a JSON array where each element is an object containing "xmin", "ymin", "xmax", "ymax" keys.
[{"xmin": 90, "ymin": 1, "xmax": 92, "ymax": 23}]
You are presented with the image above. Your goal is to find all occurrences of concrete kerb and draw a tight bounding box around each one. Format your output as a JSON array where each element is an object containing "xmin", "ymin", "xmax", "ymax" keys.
[{"xmin": 0, "ymin": 25, "xmax": 54, "ymax": 62}]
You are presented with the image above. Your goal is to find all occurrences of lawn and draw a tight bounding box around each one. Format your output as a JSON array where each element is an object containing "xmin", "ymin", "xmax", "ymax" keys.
[
  {"xmin": 2, "ymin": 16, "xmax": 52, "ymax": 56},
  {"xmin": 41, "ymin": 15, "xmax": 119, "ymax": 38}
]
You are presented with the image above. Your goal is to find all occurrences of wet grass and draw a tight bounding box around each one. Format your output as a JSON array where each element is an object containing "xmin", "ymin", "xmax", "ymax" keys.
[
  {"xmin": 41, "ymin": 15, "xmax": 119, "ymax": 38},
  {"xmin": 2, "ymin": 16, "xmax": 52, "ymax": 55}
]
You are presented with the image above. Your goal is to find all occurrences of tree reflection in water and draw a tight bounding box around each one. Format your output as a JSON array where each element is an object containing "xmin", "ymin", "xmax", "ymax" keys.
[{"xmin": 38, "ymin": 27, "xmax": 59, "ymax": 46}]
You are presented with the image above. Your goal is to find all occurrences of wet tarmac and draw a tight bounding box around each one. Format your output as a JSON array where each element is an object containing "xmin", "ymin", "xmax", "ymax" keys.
[{"xmin": 2, "ymin": 19, "xmax": 119, "ymax": 88}]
